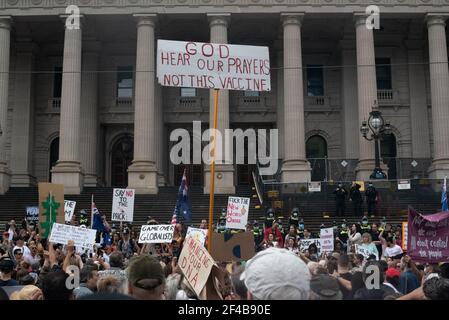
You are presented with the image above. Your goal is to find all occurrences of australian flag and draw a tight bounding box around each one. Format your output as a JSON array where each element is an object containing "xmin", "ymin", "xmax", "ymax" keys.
[
  {"xmin": 173, "ymin": 168, "xmax": 192, "ymax": 223},
  {"xmin": 442, "ymin": 177, "xmax": 448, "ymax": 212}
]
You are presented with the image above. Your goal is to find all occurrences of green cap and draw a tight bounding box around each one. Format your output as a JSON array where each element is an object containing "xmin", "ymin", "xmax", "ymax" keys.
[{"xmin": 126, "ymin": 255, "xmax": 165, "ymax": 290}]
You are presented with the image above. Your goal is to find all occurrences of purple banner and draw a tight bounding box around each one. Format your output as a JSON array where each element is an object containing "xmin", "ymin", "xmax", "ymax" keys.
[{"xmin": 408, "ymin": 207, "xmax": 449, "ymax": 263}]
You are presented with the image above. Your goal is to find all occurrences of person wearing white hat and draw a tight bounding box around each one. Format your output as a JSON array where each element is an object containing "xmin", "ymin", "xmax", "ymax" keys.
[{"xmin": 240, "ymin": 247, "xmax": 310, "ymax": 300}]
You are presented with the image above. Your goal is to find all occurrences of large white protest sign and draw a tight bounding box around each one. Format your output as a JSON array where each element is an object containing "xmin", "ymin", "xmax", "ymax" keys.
[
  {"xmin": 111, "ymin": 188, "xmax": 135, "ymax": 222},
  {"xmin": 138, "ymin": 225, "xmax": 175, "ymax": 244},
  {"xmin": 49, "ymin": 223, "xmax": 96, "ymax": 249},
  {"xmin": 225, "ymin": 196, "xmax": 250, "ymax": 230},
  {"xmin": 299, "ymin": 238, "xmax": 321, "ymax": 254},
  {"xmin": 179, "ymin": 236, "xmax": 216, "ymax": 297},
  {"xmin": 186, "ymin": 227, "xmax": 208, "ymax": 246},
  {"xmin": 64, "ymin": 200, "xmax": 76, "ymax": 223},
  {"xmin": 320, "ymin": 227, "xmax": 334, "ymax": 252},
  {"xmin": 26, "ymin": 206, "xmax": 39, "ymax": 222},
  {"xmin": 355, "ymin": 244, "xmax": 379, "ymax": 260},
  {"xmin": 157, "ymin": 40, "xmax": 271, "ymax": 92}
]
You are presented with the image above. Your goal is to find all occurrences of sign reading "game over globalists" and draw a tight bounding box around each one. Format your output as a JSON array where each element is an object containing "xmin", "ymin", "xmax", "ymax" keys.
[{"xmin": 157, "ymin": 40, "xmax": 271, "ymax": 91}]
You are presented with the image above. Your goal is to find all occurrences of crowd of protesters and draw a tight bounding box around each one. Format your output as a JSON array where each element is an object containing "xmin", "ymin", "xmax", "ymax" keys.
[{"xmin": 1, "ymin": 206, "xmax": 448, "ymax": 301}]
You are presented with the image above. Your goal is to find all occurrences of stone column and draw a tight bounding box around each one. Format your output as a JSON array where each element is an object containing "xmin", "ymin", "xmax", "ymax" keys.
[
  {"xmin": 426, "ymin": 15, "xmax": 449, "ymax": 178},
  {"xmin": 340, "ymin": 40, "xmax": 359, "ymax": 159},
  {"xmin": 354, "ymin": 14, "xmax": 377, "ymax": 180},
  {"xmin": 275, "ymin": 38, "xmax": 284, "ymax": 161},
  {"xmin": 280, "ymin": 13, "xmax": 311, "ymax": 183},
  {"xmin": 51, "ymin": 17, "xmax": 84, "ymax": 194},
  {"xmin": 155, "ymin": 82, "xmax": 165, "ymax": 186},
  {"xmin": 0, "ymin": 17, "xmax": 11, "ymax": 194},
  {"xmin": 204, "ymin": 13, "xmax": 235, "ymax": 194},
  {"xmin": 10, "ymin": 41, "xmax": 37, "ymax": 187},
  {"xmin": 80, "ymin": 40, "xmax": 100, "ymax": 186},
  {"xmin": 127, "ymin": 14, "xmax": 158, "ymax": 194},
  {"xmin": 405, "ymin": 40, "xmax": 431, "ymax": 159}
]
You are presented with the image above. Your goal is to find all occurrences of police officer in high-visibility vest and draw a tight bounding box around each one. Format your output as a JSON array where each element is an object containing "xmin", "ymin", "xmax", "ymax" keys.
[
  {"xmin": 252, "ymin": 220, "xmax": 264, "ymax": 252},
  {"xmin": 265, "ymin": 208, "xmax": 276, "ymax": 229},
  {"xmin": 289, "ymin": 208, "xmax": 300, "ymax": 228},
  {"xmin": 297, "ymin": 218, "xmax": 305, "ymax": 239},
  {"xmin": 336, "ymin": 219, "xmax": 349, "ymax": 250},
  {"xmin": 277, "ymin": 217, "xmax": 285, "ymax": 239},
  {"xmin": 216, "ymin": 209, "xmax": 227, "ymax": 233},
  {"xmin": 360, "ymin": 216, "xmax": 371, "ymax": 233}
]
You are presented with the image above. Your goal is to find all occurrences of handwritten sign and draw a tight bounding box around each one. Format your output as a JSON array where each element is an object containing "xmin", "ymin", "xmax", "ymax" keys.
[
  {"xmin": 308, "ymin": 182, "xmax": 321, "ymax": 192},
  {"xmin": 402, "ymin": 222, "xmax": 408, "ymax": 251},
  {"xmin": 398, "ymin": 180, "xmax": 411, "ymax": 190},
  {"xmin": 26, "ymin": 207, "xmax": 39, "ymax": 222},
  {"xmin": 157, "ymin": 40, "xmax": 271, "ymax": 91},
  {"xmin": 64, "ymin": 200, "xmax": 76, "ymax": 223},
  {"xmin": 186, "ymin": 227, "xmax": 208, "ymax": 246},
  {"xmin": 407, "ymin": 208, "xmax": 449, "ymax": 263},
  {"xmin": 49, "ymin": 223, "xmax": 96, "ymax": 249},
  {"xmin": 299, "ymin": 238, "xmax": 321, "ymax": 254},
  {"xmin": 320, "ymin": 227, "xmax": 334, "ymax": 252},
  {"xmin": 179, "ymin": 236, "xmax": 216, "ymax": 298},
  {"xmin": 225, "ymin": 196, "xmax": 250, "ymax": 230},
  {"xmin": 138, "ymin": 225, "xmax": 175, "ymax": 244},
  {"xmin": 111, "ymin": 188, "xmax": 135, "ymax": 222}
]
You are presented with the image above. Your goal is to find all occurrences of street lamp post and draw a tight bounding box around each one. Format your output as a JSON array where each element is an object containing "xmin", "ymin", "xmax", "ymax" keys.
[{"xmin": 360, "ymin": 101, "xmax": 392, "ymax": 179}]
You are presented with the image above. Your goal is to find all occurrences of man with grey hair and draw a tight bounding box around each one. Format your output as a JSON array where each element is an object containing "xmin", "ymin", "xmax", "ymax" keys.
[{"xmin": 240, "ymin": 247, "xmax": 310, "ymax": 300}]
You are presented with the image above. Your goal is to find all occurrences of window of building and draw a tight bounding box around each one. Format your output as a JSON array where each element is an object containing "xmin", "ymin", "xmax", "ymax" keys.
[
  {"xmin": 306, "ymin": 65, "xmax": 324, "ymax": 96},
  {"xmin": 117, "ymin": 66, "xmax": 134, "ymax": 98},
  {"xmin": 53, "ymin": 66, "xmax": 63, "ymax": 98},
  {"xmin": 244, "ymin": 91, "xmax": 260, "ymax": 97},
  {"xmin": 180, "ymin": 87, "xmax": 196, "ymax": 97},
  {"xmin": 376, "ymin": 58, "xmax": 392, "ymax": 90}
]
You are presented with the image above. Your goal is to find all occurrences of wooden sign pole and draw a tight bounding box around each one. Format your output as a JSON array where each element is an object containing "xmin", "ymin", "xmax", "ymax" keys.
[{"xmin": 207, "ymin": 89, "xmax": 219, "ymax": 252}]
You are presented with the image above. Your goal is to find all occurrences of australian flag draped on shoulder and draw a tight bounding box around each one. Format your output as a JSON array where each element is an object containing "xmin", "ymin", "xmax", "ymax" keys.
[
  {"xmin": 92, "ymin": 197, "xmax": 112, "ymax": 246},
  {"xmin": 442, "ymin": 176, "xmax": 448, "ymax": 212},
  {"xmin": 173, "ymin": 168, "xmax": 192, "ymax": 224}
]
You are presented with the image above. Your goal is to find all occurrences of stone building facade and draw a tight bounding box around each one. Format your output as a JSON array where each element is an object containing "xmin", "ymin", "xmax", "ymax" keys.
[{"xmin": 0, "ymin": 1, "xmax": 448, "ymax": 194}]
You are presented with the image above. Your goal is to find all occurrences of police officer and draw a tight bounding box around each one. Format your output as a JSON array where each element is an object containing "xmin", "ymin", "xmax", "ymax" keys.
[
  {"xmin": 360, "ymin": 216, "xmax": 371, "ymax": 233},
  {"xmin": 216, "ymin": 209, "xmax": 227, "ymax": 233},
  {"xmin": 365, "ymin": 182, "xmax": 378, "ymax": 216},
  {"xmin": 252, "ymin": 220, "xmax": 264, "ymax": 252},
  {"xmin": 336, "ymin": 219, "xmax": 349, "ymax": 250},
  {"xmin": 289, "ymin": 208, "xmax": 300, "ymax": 228},
  {"xmin": 350, "ymin": 183, "xmax": 363, "ymax": 216},
  {"xmin": 277, "ymin": 218, "xmax": 285, "ymax": 239},
  {"xmin": 297, "ymin": 218, "xmax": 305, "ymax": 239},
  {"xmin": 265, "ymin": 208, "xmax": 276, "ymax": 229},
  {"xmin": 333, "ymin": 182, "xmax": 347, "ymax": 216}
]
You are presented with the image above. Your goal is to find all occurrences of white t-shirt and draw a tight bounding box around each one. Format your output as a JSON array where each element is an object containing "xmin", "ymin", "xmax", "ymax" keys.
[{"xmin": 384, "ymin": 244, "xmax": 403, "ymax": 258}]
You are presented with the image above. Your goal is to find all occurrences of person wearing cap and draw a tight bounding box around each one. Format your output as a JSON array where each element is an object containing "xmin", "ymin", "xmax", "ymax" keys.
[
  {"xmin": 0, "ymin": 257, "xmax": 18, "ymax": 286},
  {"xmin": 289, "ymin": 208, "xmax": 300, "ymax": 228},
  {"xmin": 333, "ymin": 182, "xmax": 347, "ymax": 217},
  {"xmin": 297, "ymin": 219, "xmax": 305, "ymax": 239},
  {"xmin": 349, "ymin": 183, "xmax": 363, "ymax": 216},
  {"xmin": 126, "ymin": 255, "xmax": 166, "ymax": 300},
  {"xmin": 384, "ymin": 267, "xmax": 401, "ymax": 294},
  {"xmin": 365, "ymin": 182, "xmax": 378, "ymax": 216},
  {"xmin": 264, "ymin": 208, "xmax": 276, "ymax": 229},
  {"xmin": 240, "ymin": 247, "xmax": 310, "ymax": 300},
  {"xmin": 310, "ymin": 274, "xmax": 343, "ymax": 300}
]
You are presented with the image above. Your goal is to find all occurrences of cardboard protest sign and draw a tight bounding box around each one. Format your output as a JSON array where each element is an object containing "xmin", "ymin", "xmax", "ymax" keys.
[
  {"xmin": 138, "ymin": 225, "xmax": 175, "ymax": 244},
  {"xmin": 179, "ymin": 236, "xmax": 217, "ymax": 298},
  {"xmin": 210, "ymin": 232, "xmax": 255, "ymax": 262},
  {"xmin": 186, "ymin": 227, "xmax": 208, "ymax": 246},
  {"xmin": 402, "ymin": 222, "xmax": 408, "ymax": 251},
  {"xmin": 355, "ymin": 244, "xmax": 379, "ymax": 260},
  {"xmin": 407, "ymin": 207, "xmax": 449, "ymax": 263},
  {"xmin": 26, "ymin": 207, "xmax": 39, "ymax": 223},
  {"xmin": 308, "ymin": 182, "xmax": 321, "ymax": 192},
  {"xmin": 38, "ymin": 183, "xmax": 64, "ymax": 238},
  {"xmin": 49, "ymin": 223, "xmax": 96, "ymax": 249},
  {"xmin": 157, "ymin": 40, "xmax": 271, "ymax": 92},
  {"xmin": 299, "ymin": 238, "xmax": 322, "ymax": 254},
  {"xmin": 225, "ymin": 196, "xmax": 250, "ymax": 230},
  {"xmin": 111, "ymin": 188, "xmax": 135, "ymax": 222},
  {"xmin": 64, "ymin": 200, "xmax": 76, "ymax": 223},
  {"xmin": 320, "ymin": 227, "xmax": 334, "ymax": 252}
]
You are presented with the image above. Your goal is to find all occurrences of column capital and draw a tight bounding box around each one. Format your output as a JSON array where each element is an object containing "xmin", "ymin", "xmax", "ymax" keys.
[
  {"xmin": 281, "ymin": 13, "xmax": 304, "ymax": 27},
  {"xmin": 207, "ymin": 13, "xmax": 230, "ymax": 28},
  {"xmin": 0, "ymin": 16, "xmax": 11, "ymax": 30},
  {"xmin": 134, "ymin": 14, "xmax": 157, "ymax": 28},
  {"xmin": 426, "ymin": 14, "xmax": 449, "ymax": 27},
  {"xmin": 353, "ymin": 13, "xmax": 369, "ymax": 27}
]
